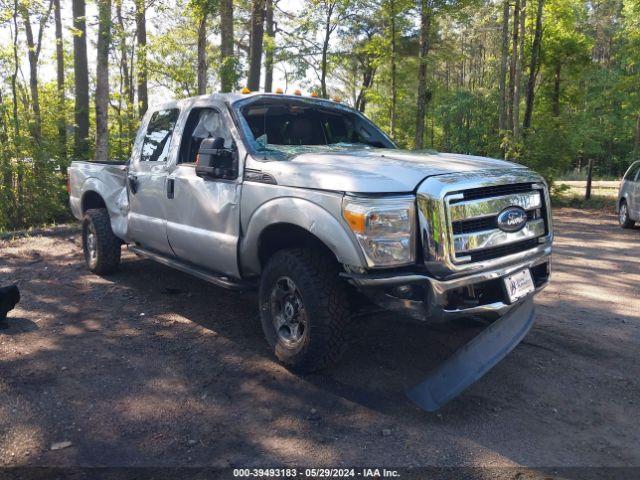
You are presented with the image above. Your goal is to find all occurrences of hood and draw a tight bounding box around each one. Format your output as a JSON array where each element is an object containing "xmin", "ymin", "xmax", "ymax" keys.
[{"xmin": 259, "ymin": 148, "xmax": 525, "ymax": 193}]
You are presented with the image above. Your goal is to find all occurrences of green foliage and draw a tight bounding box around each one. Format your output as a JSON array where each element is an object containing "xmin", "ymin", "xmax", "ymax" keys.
[
  {"xmin": 2, "ymin": 0, "xmax": 640, "ymax": 231},
  {"xmin": 357, "ymin": 0, "xmax": 640, "ymax": 185},
  {"xmin": 0, "ymin": 79, "xmax": 71, "ymax": 231}
]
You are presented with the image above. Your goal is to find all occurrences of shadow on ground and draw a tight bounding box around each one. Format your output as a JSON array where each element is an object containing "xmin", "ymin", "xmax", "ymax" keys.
[{"xmin": 0, "ymin": 208, "xmax": 638, "ymax": 471}]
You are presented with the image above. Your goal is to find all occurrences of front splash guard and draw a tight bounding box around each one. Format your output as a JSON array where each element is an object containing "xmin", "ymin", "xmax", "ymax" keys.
[{"xmin": 406, "ymin": 297, "xmax": 535, "ymax": 412}]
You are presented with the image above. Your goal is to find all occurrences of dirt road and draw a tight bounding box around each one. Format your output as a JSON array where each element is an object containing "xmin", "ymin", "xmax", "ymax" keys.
[{"xmin": 1, "ymin": 208, "xmax": 639, "ymax": 471}]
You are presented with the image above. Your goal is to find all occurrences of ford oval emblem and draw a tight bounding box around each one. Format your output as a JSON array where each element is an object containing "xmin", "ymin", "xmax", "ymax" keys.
[{"xmin": 497, "ymin": 206, "xmax": 527, "ymax": 232}]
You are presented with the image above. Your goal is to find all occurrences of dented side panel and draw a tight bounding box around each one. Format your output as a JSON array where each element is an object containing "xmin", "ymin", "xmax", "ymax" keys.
[
  {"xmin": 165, "ymin": 165, "xmax": 242, "ymax": 278},
  {"xmin": 68, "ymin": 162, "xmax": 130, "ymax": 241}
]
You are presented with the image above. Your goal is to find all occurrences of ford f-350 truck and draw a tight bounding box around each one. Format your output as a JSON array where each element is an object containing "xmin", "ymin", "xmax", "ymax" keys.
[{"xmin": 68, "ymin": 92, "xmax": 553, "ymax": 411}]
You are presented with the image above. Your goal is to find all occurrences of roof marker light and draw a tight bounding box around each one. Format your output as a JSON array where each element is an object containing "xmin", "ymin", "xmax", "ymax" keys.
[
  {"xmin": 310, "ymin": 92, "xmax": 318, "ymax": 98},
  {"xmin": 275, "ymin": 87, "xmax": 284, "ymax": 94},
  {"xmin": 241, "ymin": 87, "xmax": 251, "ymax": 94},
  {"xmin": 294, "ymin": 89, "xmax": 302, "ymax": 96}
]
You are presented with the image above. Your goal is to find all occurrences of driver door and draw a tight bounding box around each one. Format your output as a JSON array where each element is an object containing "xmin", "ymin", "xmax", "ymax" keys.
[{"xmin": 164, "ymin": 107, "xmax": 242, "ymax": 278}]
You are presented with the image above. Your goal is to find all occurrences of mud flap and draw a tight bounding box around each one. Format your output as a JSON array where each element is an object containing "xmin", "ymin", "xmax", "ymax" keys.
[{"xmin": 406, "ymin": 297, "xmax": 535, "ymax": 412}]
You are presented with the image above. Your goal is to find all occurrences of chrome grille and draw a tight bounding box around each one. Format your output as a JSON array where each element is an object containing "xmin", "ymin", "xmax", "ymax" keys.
[
  {"xmin": 449, "ymin": 183, "xmax": 534, "ymax": 202},
  {"xmin": 467, "ymin": 238, "xmax": 540, "ymax": 262},
  {"xmin": 417, "ymin": 168, "xmax": 553, "ymax": 277},
  {"xmin": 445, "ymin": 183, "xmax": 548, "ymax": 263},
  {"xmin": 452, "ymin": 210, "xmax": 537, "ymax": 234}
]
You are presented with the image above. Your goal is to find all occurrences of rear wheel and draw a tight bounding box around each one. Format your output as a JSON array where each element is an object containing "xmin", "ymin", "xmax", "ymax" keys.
[
  {"xmin": 619, "ymin": 200, "xmax": 635, "ymax": 229},
  {"xmin": 259, "ymin": 248, "xmax": 350, "ymax": 373},
  {"xmin": 82, "ymin": 208, "xmax": 121, "ymax": 274}
]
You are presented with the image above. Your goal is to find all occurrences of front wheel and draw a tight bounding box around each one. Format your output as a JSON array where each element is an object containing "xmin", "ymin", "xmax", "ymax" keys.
[
  {"xmin": 82, "ymin": 208, "xmax": 121, "ymax": 274},
  {"xmin": 619, "ymin": 200, "xmax": 635, "ymax": 229},
  {"xmin": 259, "ymin": 248, "xmax": 350, "ymax": 373}
]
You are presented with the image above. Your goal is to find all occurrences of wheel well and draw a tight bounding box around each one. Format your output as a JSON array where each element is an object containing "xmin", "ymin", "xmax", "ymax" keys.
[
  {"xmin": 82, "ymin": 191, "xmax": 107, "ymax": 213},
  {"xmin": 258, "ymin": 223, "xmax": 336, "ymax": 268}
]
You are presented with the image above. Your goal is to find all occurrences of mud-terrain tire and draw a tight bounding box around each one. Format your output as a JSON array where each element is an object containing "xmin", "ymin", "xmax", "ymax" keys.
[
  {"xmin": 619, "ymin": 200, "xmax": 635, "ymax": 229},
  {"xmin": 82, "ymin": 208, "xmax": 121, "ymax": 274},
  {"xmin": 259, "ymin": 248, "xmax": 350, "ymax": 373}
]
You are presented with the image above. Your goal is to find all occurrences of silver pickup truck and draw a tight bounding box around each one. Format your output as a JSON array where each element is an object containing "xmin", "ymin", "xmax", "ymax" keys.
[{"xmin": 69, "ymin": 92, "xmax": 553, "ymax": 410}]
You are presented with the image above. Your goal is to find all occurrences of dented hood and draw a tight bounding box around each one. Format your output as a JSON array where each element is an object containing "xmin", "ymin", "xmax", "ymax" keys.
[{"xmin": 259, "ymin": 148, "xmax": 524, "ymax": 193}]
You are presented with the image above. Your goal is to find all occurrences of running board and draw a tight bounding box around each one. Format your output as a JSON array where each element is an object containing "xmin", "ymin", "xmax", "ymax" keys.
[{"xmin": 128, "ymin": 246, "xmax": 254, "ymax": 291}]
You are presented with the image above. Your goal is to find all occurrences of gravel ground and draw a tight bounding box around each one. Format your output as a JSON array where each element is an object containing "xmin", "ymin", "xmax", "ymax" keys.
[{"xmin": 0, "ymin": 208, "xmax": 639, "ymax": 473}]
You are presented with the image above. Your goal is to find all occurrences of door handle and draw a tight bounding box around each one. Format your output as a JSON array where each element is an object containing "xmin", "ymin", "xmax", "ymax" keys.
[
  {"xmin": 128, "ymin": 174, "xmax": 139, "ymax": 194},
  {"xmin": 167, "ymin": 177, "xmax": 175, "ymax": 199}
]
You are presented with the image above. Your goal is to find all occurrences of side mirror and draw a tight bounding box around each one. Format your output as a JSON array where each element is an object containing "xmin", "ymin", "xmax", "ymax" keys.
[{"xmin": 195, "ymin": 137, "xmax": 237, "ymax": 180}]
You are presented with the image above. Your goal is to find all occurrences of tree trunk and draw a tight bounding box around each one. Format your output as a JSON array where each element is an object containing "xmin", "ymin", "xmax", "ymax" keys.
[
  {"xmin": 355, "ymin": 63, "xmax": 375, "ymax": 113},
  {"xmin": 10, "ymin": 0, "xmax": 20, "ymax": 140},
  {"xmin": 197, "ymin": 13, "xmax": 208, "ymax": 95},
  {"xmin": 552, "ymin": 62, "xmax": 561, "ymax": 116},
  {"xmin": 523, "ymin": 0, "xmax": 544, "ymax": 130},
  {"xmin": 585, "ymin": 158, "xmax": 594, "ymax": 200},
  {"xmin": 507, "ymin": 0, "xmax": 520, "ymax": 133},
  {"xmin": 136, "ymin": 0, "xmax": 148, "ymax": 117},
  {"xmin": 73, "ymin": 0, "xmax": 90, "ymax": 157},
  {"xmin": 389, "ymin": 0, "xmax": 397, "ymax": 137},
  {"xmin": 116, "ymin": 0, "xmax": 133, "ymax": 107},
  {"xmin": 320, "ymin": 3, "xmax": 334, "ymax": 98},
  {"xmin": 116, "ymin": 0, "xmax": 134, "ymax": 144},
  {"xmin": 414, "ymin": 0, "xmax": 432, "ymax": 149},
  {"xmin": 635, "ymin": 113, "xmax": 640, "ymax": 159},
  {"xmin": 54, "ymin": 0, "xmax": 66, "ymax": 158},
  {"xmin": 219, "ymin": 0, "xmax": 234, "ymax": 92},
  {"xmin": 264, "ymin": 0, "xmax": 274, "ymax": 92},
  {"xmin": 513, "ymin": 0, "xmax": 525, "ymax": 140},
  {"xmin": 95, "ymin": 0, "xmax": 111, "ymax": 161},
  {"xmin": 21, "ymin": 3, "xmax": 52, "ymax": 144},
  {"xmin": 247, "ymin": 0, "xmax": 265, "ymax": 91},
  {"xmin": 5, "ymin": 2, "xmax": 20, "ymax": 228},
  {"xmin": 460, "ymin": 34, "xmax": 465, "ymax": 89}
]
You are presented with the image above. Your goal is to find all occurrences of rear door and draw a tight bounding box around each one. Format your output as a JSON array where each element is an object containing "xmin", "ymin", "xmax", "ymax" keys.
[{"xmin": 127, "ymin": 107, "xmax": 180, "ymax": 254}]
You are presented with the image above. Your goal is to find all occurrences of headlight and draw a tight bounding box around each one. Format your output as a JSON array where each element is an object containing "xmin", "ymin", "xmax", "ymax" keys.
[{"xmin": 342, "ymin": 196, "xmax": 416, "ymax": 267}]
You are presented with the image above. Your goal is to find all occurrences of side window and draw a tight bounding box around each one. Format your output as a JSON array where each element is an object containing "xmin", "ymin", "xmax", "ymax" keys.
[
  {"xmin": 178, "ymin": 108, "xmax": 233, "ymax": 164},
  {"xmin": 623, "ymin": 162, "xmax": 640, "ymax": 181},
  {"xmin": 141, "ymin": 108, "xmax": 180, "ymax": 162}
]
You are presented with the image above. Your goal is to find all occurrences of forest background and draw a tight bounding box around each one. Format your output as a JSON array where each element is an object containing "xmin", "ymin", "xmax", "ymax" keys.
[{"xmin": 0, "ymin": 0, "xmax": 638, "ymax": 230}]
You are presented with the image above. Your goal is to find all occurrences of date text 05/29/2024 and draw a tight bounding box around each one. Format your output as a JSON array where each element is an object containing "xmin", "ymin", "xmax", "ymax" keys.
[{"xmin": 233, "ymin": 468, "xmax": 400, "ymax": 478}]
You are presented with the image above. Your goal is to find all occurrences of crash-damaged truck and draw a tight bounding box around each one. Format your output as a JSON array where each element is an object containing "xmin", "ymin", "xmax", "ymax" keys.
[{"xmin": 68, "ymin": 92, "xmax": 553, "ymax": 411}]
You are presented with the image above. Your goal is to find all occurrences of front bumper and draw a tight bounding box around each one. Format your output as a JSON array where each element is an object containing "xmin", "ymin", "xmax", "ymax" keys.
[
  {"xmin": 407, "ymin": 296, "xmax": 535, "ymax": 411},
  {"xmin": 342, "ymin": 243, "xmax": 551, "ymax": 322}
]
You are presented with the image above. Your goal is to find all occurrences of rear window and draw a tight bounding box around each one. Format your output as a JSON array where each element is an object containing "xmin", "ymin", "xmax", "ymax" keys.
[{"xmin": 141, "ymin": 108, "xmax": 180, "ymax": 162}]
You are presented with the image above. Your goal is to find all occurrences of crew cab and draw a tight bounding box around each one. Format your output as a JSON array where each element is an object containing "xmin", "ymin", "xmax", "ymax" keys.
[{"xmin": 68, "ymin": 92, "xmax": 553, "ymax": 411}]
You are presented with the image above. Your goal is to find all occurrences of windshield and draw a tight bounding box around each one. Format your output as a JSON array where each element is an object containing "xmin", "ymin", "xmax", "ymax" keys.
[{"xmin": 235, "ymin": 98, "xmax": 395, "ymax": 159}]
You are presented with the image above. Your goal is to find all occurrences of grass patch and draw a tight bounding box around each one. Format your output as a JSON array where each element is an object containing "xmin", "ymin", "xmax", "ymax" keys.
[
  {"xmin": 551, "ymin": 180, "xmax": 618, "ymax": 212},
  {"xmin": 0, "ymin": 223, "xmax": 79, "ymax": 240},
  {"xmin": 551, "ymin": 194, "xmax": 616, "ymax": 212}
]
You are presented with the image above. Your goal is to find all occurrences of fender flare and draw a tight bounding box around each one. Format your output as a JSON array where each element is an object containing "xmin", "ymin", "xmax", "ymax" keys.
[{"xmin": 240, "ymin": 197, "xmax": 366, "ymax": 275}]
